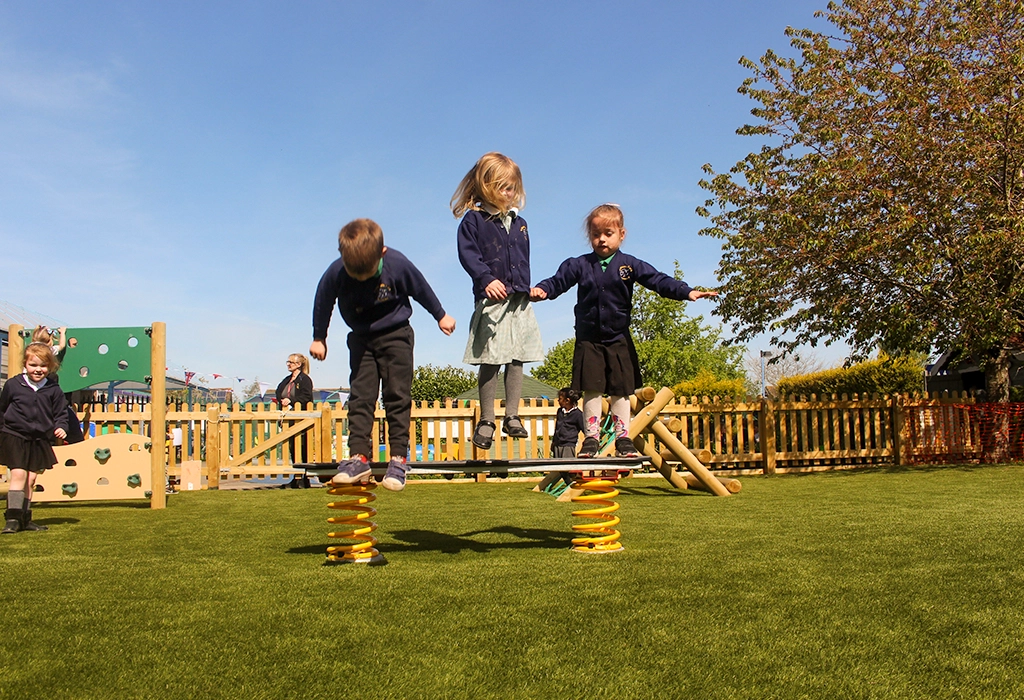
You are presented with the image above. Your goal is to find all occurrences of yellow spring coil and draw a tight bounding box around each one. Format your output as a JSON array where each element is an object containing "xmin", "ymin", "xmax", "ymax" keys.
[
  {"xmin": 570, "ymin": 477, "xmax": 623, "ymax": 553},
  {"xmin": 326, "ymin": 481, "xmax": 382, "ymax": 564}
]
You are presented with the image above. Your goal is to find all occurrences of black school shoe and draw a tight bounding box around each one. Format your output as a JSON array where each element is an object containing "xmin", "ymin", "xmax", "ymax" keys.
[
  {"xmin": 502, "ymin": 415, "xmax": 529, "ymax": 438},
  {"xmin": 615, "ymin": 437, "xmax": 640, "ymax": 458},
  {"xmin": 472, "ymin": 420, "xmax": 496, "ymax": 449},
  {"xmin": 577, "ymin": 437, "xmax": 600, "ymax": 458}
]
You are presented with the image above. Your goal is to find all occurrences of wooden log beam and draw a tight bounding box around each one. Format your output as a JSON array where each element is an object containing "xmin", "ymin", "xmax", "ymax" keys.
[
  {"xmin": 683, "ymin": 473, "xmax": 742, "ymax": 494},
  {"xmin": 659, "ymin": 448, "xmax": 713, "ymax": 465},
  {"xmin": 649, "ymin": 420, "xmax": 731, "ymax": 497}
]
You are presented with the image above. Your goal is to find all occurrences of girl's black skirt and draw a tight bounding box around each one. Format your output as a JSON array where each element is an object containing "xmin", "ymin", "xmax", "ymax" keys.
[
  {"xmin": 0, "ymin": 432, "xmax": 57, "ymax": 473},
  {"xmin": 571, "ymin": 336, "xmax": 643, "ymax": 396}
]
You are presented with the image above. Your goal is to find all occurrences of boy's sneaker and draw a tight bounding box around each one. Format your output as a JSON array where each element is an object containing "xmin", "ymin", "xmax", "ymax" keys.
[
  {"xmin": 382, "ymin": 457, "xmax": 408, "ymax": 492},
  {"xmin": 615, "ymin": 437, "xmax": 641, "ymax": 458},
  {"xmin": 331, "ymin": 455, "xmax": 371, "ymax": 485},
  {"xmin": 502, "ymin": 415, "xmax": 529, "ymax": 438},
  {"xmin": 577, "ymin": 437, "xmax": 600, "ymax": 458}
]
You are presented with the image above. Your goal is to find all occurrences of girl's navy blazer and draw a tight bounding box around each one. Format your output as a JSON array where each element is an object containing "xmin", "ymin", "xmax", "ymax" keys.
[
  {"xmin": 457, "ymin": 209, "xmax": 532, "ymax": 300},
  {"xmin": 535, "ymin": 251, "xmax": 694, "ymax": 343}
]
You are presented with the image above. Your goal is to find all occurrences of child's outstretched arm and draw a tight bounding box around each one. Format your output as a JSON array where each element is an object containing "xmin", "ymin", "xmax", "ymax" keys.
[
  {"xmin": 688, "ymin": 289, "xmax": 719, "ymax": 301},
  {"xmin": 534, "ymin": 257, "xmax": 582, "ymax": 301},
  {"xmin": 438, "ymin": 314, "xmax": 456, "ymax": 335}
]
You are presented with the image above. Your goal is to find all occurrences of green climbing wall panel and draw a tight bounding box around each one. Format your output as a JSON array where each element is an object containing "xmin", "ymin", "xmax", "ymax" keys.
[{"xmin": 57, "ymin": 327, "xmax": 152, "ymax": 393}]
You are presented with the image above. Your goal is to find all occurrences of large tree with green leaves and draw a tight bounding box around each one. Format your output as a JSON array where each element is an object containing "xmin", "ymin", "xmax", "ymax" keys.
[
  {"xmin": 410, "ymin": 364, "xmax": 476, "ymax": 402},
  {"xmin": 698, "ymin": 0, "xmax": 1024, "ymax": 401},
  {"xmin": 532, "ymin": 266, "xmax": 745, "ymax": 391}
]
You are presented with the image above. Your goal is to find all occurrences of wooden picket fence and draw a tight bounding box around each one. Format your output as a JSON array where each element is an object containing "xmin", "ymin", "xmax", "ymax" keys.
[{"xmin": 66, "ymin": 391, "xmax": 994, "ymax": 487}]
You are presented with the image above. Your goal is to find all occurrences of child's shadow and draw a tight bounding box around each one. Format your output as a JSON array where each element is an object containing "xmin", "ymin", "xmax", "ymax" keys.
[
  {"xmin": 388, "ymin": 526, "xmax": 571, "ymax": 554},
  {"xmin": 287, "ymin": 526, "xmax": 571, "ymax": 557}
]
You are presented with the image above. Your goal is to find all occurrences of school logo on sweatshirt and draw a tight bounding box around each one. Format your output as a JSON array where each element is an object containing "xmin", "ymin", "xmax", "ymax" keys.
[
  {"xmin": 376, "ymin": 283, "xmax": 393, "ymax": 303},
  {"xmin": 618, "ymin": 265, "xmax": 633, "ymax": 281}
]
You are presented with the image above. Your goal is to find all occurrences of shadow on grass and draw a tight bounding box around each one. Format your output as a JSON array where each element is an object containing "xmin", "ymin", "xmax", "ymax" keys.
[
  {"xmin": 616, "ymin": 485, "xmax": 701, "ymax": 497},
  {"xmin": 287, "ymin": 526, "xmax": 572, "ymax": 557}
]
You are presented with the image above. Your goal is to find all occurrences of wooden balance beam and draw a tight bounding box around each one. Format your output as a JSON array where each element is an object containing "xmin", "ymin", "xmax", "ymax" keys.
[
  {"xmin": 546, "ymin": 387, "xmax": 734, "ymax": 500},
  {"xmin": 298, "ymin": 456, "xmax": 649, "ymax": 479}
]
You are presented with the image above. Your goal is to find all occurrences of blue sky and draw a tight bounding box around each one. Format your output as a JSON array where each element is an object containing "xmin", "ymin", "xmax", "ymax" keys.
[{"xmin": 0, "ymin": 1, "xmax": 838, "ymax": 395}]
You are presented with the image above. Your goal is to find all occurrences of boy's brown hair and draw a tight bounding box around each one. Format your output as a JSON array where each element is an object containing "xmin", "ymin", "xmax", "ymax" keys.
[
  {"xmin": 338, "ymin": 218, "xmax": 384, "ymax": 277},
  {"xmin": 24, "ymin": 342, "xmax": 59, "ymax": 374}
]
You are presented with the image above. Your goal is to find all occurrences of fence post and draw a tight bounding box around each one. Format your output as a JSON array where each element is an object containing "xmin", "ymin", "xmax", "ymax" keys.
[
  {"xmin": 320, "ymin": 402, "xmax": 333, "ymax": 462},
  {"xmin": 761, "ymin": 397, "xmax": 777, "ymax": 475},
  {"xmin": 206, "ymin": 406, "xmax": 221, "ymax": 489},
  {"xmin": 891, "ymin": 394, "xmax": 904, "ymax": 467}
]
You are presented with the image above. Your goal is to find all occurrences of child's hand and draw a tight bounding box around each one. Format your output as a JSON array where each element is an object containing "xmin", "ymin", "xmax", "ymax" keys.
[
  {"xmin": 438, "ymin": 314, "xmax": 456, "ymax": 335},
  {"xmin": 54, "ymin": 428, "xmax": 67, "ymax": 440},
  {"xmin": 529, "ymin": 287, "xmax": 547, "ymax": 301},
  {"xmin": 688, "ymin": 289, "xmax": 719, "ymax": 301},
  {"xmin": 309, "ymin": 339, "xmax": 327, "ymax": 360},
  {"xmin": 484, "ymin": 279, "xmax": 508, "ymax": 300}
]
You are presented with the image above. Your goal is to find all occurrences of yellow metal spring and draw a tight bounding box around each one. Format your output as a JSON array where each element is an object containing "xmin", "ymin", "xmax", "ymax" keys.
[
  {"xmin": 570, "ymin": 476, "xmax": 624, "ymax": 554},
  {"xmin": 326, "ymin": 481, "xmax": 383, "ymax": 564}
]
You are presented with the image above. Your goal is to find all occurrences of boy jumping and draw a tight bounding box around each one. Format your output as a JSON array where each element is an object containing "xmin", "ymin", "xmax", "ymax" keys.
[{"xmin": 310, "ymin": 218, "xmax": 455, "ymax": 490}]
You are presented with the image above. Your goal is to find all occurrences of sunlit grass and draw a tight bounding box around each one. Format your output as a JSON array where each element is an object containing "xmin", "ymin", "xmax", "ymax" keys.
[{"xmin": 2, "ymin": 465, "xmax": 1024, "ymax": 699}]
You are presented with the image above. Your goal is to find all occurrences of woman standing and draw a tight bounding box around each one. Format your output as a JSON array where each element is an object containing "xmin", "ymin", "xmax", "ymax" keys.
[{"xmin": 276, "ymin": 354, "xmax": 314, "ymax": 487}]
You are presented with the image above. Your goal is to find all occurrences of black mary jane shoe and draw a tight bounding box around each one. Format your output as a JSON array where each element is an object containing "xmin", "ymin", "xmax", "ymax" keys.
[
  {"xmin": 472, "ymin": 420, "xmax": 496, "ymax": 449},
  {"xmin": 502, "ymin": 415, "xmax": 529, "ymax": 438}
]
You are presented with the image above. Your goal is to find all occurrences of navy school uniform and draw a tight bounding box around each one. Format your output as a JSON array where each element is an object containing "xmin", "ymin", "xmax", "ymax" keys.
[
  {"xmin": 535, "ymin": 251, "xmax": 695, "ymax": 394},
  {"xmin": 0, "ymin": 374, "xmax": 69, "ymax": 473},
  {"xmin": 311, "ymin": 248, "xmax": 448, "ymax": 458}
]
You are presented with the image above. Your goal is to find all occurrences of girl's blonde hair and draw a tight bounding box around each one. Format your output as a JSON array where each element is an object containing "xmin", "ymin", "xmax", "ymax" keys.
[
  {"xmin": 450, "ymin": 152, "xmax": 525, "ymax": 217},
  {"xmin": 288, "ymin": 353, "xmax": 309, "ymax": 374},
  {"xmin": 31, "ymin": 325, "xmax": 52, "ymax": 344},
  {"xmin": 585, "ymin": 203, "xmax": 625, "ymax": 234},
  {"xmin": 24, "ymin": 342, "xmax": 59, "ymax": 374}
]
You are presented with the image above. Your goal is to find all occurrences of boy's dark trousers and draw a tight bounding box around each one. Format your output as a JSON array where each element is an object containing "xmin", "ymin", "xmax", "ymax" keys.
[{"xmin": 346, "ymin": 324, "xmax": 414, "ymax": 460}]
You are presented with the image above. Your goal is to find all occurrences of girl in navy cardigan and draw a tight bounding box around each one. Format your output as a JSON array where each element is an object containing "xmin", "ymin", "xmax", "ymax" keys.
[
  {"xmin": 452, "ymin": 152, "xmax": 543, "ymax": 450},
  {"xmin": 0, "ymin": 342, "xmax": 69, "ymax": 534},
  {"xmin": 531, "ymin": 204, "xmax": 718, "ymax": 457}
]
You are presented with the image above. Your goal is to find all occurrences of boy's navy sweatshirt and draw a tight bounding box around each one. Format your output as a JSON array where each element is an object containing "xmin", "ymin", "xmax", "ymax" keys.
[
  {"xmin": 535, "ymin": 251, "xmax": 693, "ymax": 343},
  {"xmin": 312, "ymin": 248, "xmax": 447, "ymax": 339},
  {"xmin": 0, "ymin": 374, "xmax": 69, "ymax": 440},
  {"xmin": 457, "ymin": 209, "xmax": 532, "ymax": 301}
]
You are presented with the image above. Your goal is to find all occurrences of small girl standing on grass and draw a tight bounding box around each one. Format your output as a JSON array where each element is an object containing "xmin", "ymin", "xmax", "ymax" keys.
[
  {"xmin": 532, "ymin": 204, "xmax": 718, "ymax": 457},
  {"xmin": 0, "ymin": 342, "xmax": 69, "ymax": 534},
  {"xmin": 453, "ymin": 152, "xmax": 544, "ymax": 449}
]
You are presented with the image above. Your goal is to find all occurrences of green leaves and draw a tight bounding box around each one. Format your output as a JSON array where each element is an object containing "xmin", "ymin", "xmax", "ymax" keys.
[{"xmin": 698, "ymin": 0, "xmax": 1024, "ymax": 399}]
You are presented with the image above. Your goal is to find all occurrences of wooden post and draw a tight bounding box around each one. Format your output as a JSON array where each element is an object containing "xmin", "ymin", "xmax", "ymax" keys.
[
  {"xmin": 320, "ymin": 401, "xmax": 334, "ymax": 462},
  {"xmin": 206, "ymin": 406, "xmax": 221, "ymax": 489},
  {"xmin": 149, "ymin": 322, "xmax": 167, "ymax": 509},
  {"xmin": 8, "ymin": 324, "xmax": 25, "ymax": 376},
  {"xmin": 891, "ymin": 393, "xmax": 904, "ymax": 467},
  {"xmin": 649, "ymin": 420, "xmax": 731, "ymax": 496},
  {"xmin": 638, "ymin": 438, "xmax": 690, "ymax": 490},
  {"xmin": 761, "ymin": 397, "xmax": 776, "ymax": 475}
]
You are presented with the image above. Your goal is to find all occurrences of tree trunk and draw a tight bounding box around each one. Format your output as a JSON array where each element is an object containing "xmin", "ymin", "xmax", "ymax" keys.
[
  {"xmin": 984, "ymin": 346, "xmax": 1011, "ymax": 403},
  {"xmin": 983, "ymin": 346, "xmax": 1011, "ymax": 462}
]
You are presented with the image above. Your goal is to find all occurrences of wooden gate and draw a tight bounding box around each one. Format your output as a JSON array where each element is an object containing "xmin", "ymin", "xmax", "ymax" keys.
[{"xmin": 204, "ymin": 405, "xmax": 336, "ymax": 488}]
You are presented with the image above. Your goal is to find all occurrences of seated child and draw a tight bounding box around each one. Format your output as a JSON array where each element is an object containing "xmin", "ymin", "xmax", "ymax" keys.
[
  {"xmin": 531, "ymin": 204, "xmax": 717, "ymax": 458},
  {"xmin": 310, "ymin": 218, "xmax": 455, "ymax": 491}
]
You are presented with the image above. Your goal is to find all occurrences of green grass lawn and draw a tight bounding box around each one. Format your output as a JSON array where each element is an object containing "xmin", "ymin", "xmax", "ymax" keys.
[{"xmin": 2, "ymin": 466, "xmax": 1024, "ymax": 699}]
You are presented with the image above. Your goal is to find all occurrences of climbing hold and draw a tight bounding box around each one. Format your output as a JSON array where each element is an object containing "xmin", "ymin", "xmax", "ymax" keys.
[
  {"xmin": 94, "ymin": 447, "xmax": 111, "ymax": 462},
  {"xmin": 126, "ymin": 474, "xmax": 142, "ymax": 488},
  {"xmin": 62, "ymin": 483, "xmax": 79, "ymax": 498}
]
